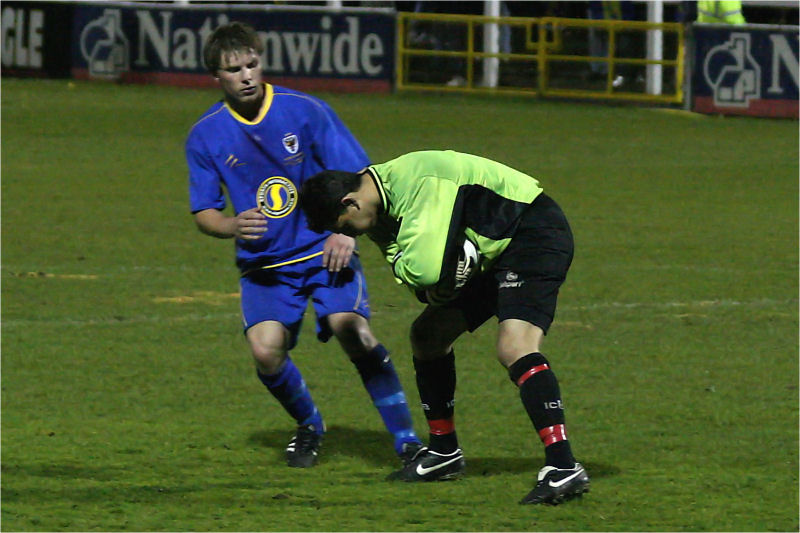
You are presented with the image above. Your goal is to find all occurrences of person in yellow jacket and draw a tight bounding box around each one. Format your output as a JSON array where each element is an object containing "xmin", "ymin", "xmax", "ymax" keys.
[{"xmin": 697, "ymin": 0, "xmax": 746, "ymax": 24}]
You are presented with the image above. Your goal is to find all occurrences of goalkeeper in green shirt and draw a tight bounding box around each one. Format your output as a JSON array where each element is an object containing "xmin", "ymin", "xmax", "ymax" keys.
[{"xmin": 300, "ymin": 150, "xmax": 589, "ymax": 505}]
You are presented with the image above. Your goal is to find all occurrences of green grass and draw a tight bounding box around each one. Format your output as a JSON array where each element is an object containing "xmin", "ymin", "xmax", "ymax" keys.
[{"xmin": 2, "ymin": 78, "xmax": 798, "ymax": 531}]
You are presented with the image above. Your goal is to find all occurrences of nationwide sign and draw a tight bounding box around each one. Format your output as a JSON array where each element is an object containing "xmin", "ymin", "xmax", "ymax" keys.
[
  {"xmin": 70, "ymin": 3, "xmax": 395, "ymax": 92},
  {"xmin": 691, "ymin": 24, "xmax": 798, "ymax": 118}
]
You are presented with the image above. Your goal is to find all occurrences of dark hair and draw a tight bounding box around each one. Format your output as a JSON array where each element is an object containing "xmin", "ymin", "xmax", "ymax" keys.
[
  {"xmin": 203, "ymin": 22, "xmax": 264, "ymax": 74},
  {"xmin": 300, "ymin": 170, "xmax": 363, "ymax": 233}
]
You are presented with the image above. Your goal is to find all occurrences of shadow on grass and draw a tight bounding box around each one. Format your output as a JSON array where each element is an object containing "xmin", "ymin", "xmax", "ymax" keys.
[
  {"xmin": 0, "ymin": 443, "xmax": 619, "ymax": 511},
  {"xmin": 248, "ymin": 425, "xmax": 398, "ymax": 467},
  {"xmin": 248, "ymin": 426, "xmax": 621, "ymax": 480},
  {"xmin": 467, "ymin": 457, "xmax": 620, "ymax": 480}
]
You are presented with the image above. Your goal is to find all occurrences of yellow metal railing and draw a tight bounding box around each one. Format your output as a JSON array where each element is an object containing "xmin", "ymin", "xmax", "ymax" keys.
[{"xmin": 396, "ymin": 13, "xmax": 684, "ymax": 104}]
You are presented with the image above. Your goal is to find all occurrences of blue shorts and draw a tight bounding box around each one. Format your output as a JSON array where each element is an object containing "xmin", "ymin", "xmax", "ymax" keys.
[{"xmin": 239, "ymin": 255, "xmax": 371, "ymax": 349}]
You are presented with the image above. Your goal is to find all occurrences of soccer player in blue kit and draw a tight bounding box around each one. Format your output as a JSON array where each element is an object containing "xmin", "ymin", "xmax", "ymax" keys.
[{"xmin": 185, "ymin": 22, "xmax": 422, "ymax": 469}]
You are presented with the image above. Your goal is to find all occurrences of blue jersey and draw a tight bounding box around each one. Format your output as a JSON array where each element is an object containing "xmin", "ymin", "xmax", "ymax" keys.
[{"xmin": 186, "ymin": 83, "xmax": 369, "ymax": 272}]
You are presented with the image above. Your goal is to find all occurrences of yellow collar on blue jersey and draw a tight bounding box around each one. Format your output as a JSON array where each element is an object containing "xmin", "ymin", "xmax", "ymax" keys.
[{"xmin": 225, "ymin": 83, "xmax": 274, "ymax": 125}]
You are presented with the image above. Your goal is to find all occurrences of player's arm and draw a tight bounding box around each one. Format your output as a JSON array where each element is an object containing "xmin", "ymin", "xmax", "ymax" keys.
[
  {"xmin": 362, "ymin": 217, "xmax": 403, "ymax": 282},
  {"xmin": 186, "ymin": 133, "xmax": 268, "ymax": 242},
  {"xmin": 368, "ymin": 230, "xmax": 400, "ymax": 266},
  {"xmin": 194, "ymin": 207, "xmax": 267, "ymax": 241},
  {"xmin": 308, "ymin": 98, "xmax": 370, "ymax": 171},
  {"xmin": 391, "ymin": 178, "xmax": 459, "ymax": 289}
]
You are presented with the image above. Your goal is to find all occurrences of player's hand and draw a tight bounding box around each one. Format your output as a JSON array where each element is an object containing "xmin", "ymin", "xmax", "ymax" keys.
[
  {"xmin": 235, "ymin": 207, "xmax": 268, "ymax": 241},
  {"xmin": 323, "ymin": 233, "xmax": 355, "ymax": 272}
]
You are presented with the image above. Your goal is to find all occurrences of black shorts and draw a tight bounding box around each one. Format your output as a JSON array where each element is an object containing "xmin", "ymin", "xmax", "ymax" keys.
[{"xmin": 453, "ymin": 193, "xmax": 574, "ymax": 333}]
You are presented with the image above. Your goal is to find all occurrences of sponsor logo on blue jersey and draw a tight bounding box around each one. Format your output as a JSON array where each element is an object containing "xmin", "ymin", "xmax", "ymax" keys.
[{"xmin": 257, "ymin": 176, "xmax": 297, "ymax": 218}]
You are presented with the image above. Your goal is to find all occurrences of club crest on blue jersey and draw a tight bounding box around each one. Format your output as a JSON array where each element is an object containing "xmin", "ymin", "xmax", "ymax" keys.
[
  {"xmin": 257, "ymin": 176, "xmax": 298, "ymax": 218},
  {"xmin": 282, "ymin": 133, "xmax": 299, "ymax": 154}
]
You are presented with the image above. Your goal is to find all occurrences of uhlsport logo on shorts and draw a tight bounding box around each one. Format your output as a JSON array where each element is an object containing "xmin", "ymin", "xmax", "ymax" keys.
[
  {"xmin": 257, "ymin": 176, "xmax": 297, "ymax": 218},
  {"xmin": 500, "ymin": 271, "xmax": 524, "ymax": 289}
]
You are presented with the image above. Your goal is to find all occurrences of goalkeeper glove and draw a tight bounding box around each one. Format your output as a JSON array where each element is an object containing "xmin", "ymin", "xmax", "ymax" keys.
[{"xmin": 454, "ymin": 238, "xmax": 479, "ymax": 289}]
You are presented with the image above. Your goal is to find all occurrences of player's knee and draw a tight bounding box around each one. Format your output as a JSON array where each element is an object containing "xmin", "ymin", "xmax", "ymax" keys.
[
  {"xmin": 497, "ymin": 339, "xmax": 539, "ymax": 366},
  {"xmin": 410, "ymin": 315, "xmax": 447, "ymax": 358},
  {"xmin": 496, "ymin": 322, "xmax": 544, "ymax": 367},
  {"xmin": 329, "ymin": 312, "xmax": 377, "ymax": 357},
  {"xmin": 248, "ymin": 338, "xmax": 287, "ymax": 374},
  {"xmin": 246, "ymin": 321, "xmax": 291, "ymax": 373}
]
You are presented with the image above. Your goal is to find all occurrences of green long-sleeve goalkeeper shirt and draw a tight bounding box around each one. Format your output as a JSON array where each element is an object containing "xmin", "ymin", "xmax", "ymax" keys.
[{"xmin": 366, "ymin": 150, "xmax": 544, "ymax": 290}]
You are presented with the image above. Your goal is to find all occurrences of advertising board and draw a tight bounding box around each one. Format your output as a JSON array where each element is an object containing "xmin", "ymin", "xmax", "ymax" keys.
[
  {"xmin": 691, "ymin": 24, "xmax": 798, "ymax": 118},
  {"xmin": 1, "ymin": 2, "xmax": 73, "ymax": 77},
  {"xmin": 70, "ymin": 3, "xmax": 395, "ymax": 92}
]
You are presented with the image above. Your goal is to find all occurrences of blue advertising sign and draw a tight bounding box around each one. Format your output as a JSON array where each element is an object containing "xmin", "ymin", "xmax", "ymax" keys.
[
  {"xmin": 691, "ymin": 24, "xmax": 798, "ymax": 118},
  {"xmin": 71, "ymin": 3, "xmax": 395, "ymax": 92}
]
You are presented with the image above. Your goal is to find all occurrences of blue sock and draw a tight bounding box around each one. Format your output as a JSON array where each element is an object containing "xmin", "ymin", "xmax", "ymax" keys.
[
  {"xmin": 257, "ymin": 357, "xmax": 324, "ymax": 435},
  {"xmin": 353, "ymin": 344, "xmax": 421, "ymax": 455}
]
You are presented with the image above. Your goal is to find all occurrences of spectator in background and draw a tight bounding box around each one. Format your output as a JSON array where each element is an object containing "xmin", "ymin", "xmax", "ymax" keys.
[
  {"xmin": 406, "ymin": 1, "xmax": 482, "ymax": 85},
  {"xmin": 409, "ymin": 1, "xmax": 514, "ymax": 87},
  {"xmin": 185, "ymin": 22, "xmax": 422, "ymax": 470},
  {"xmin": 587, "ymin": 1, "xmax": 637, "ymax": 87},
  {"xmin": 676, "ymin": 1, "xmax": 698, "ymax": 23},
  {"xmin": 697, "ymin": 0, "xmax": 746, "ymax": 24}
]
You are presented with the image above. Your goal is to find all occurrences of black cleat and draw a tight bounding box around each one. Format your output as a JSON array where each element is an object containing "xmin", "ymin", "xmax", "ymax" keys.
[
  {"xmin": 286, "ymin": 425, "xmax": 323, "ymax": 468},
  {"xmin": 520, "ymin": 463, "xmax": 590, "ymax": 505},
  {"xmin": 399, "ymin": 442, "xmax": 425, "ymax": 467},
  {"xmin": 387, "ymin": 448, "xmax": 465, "ymax": 481}
]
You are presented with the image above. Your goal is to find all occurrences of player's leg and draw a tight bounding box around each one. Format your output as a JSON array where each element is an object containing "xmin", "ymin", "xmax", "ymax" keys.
[
  {"xmin": 499, "ymin": 319, "xmax": 588, "ymax": 505},
  {"xmin": 327, "ymin": 311, "xmax": 423, "ymax": 460},
  {"xmin": 494, "ymin": 192, "xmax": 588, "ymax": 504},
  {"xmin": 386, "ymin": 303, "xmax": 474, "ymax": 482},
  {"xmin": 387, "ymin": 271, "xmax": 499, "ymax": 482},
  {"xmin": 247, "ymin": 320, "xmax": 323, "ymax": 433},
  {"xmin": 498, "ymin": 319, "xmax": 576, "ymax": 469},
  {"xmin": 241, "ymin": 272, "xmax": 324, "ymax": 467},
  {"xmin": 311, "ymin": 256, "xmax": 422, "ymax": 462},
  {"xmin": 409, "ymin": 304, "xmax": 468, "ymax": 454}
]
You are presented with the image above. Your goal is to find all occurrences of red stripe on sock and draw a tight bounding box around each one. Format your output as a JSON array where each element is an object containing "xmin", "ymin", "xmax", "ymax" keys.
[
  {"xmin": 538, "ymin": 424, "xmax": 568, "ymax": 446},
  {"xmin": 516, "ymin": 364, "xmax": 550, "ymax": 386},
  {"xmin": 428, "ymin": 418, "xmax": 455, "ymax": 435}
]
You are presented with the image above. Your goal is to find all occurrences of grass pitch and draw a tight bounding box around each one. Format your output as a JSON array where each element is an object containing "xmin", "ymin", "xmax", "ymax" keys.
[{"xmin": 2, "ymin": 78, "xmax": 798, "ymax": 531}]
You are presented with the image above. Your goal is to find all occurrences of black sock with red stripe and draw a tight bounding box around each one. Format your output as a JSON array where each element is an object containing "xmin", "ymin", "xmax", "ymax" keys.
[
  {"xmin": 413, "ymin": 351, "xmax": 459, "ymax": 454},
  {"xmin": 508, "ymin": 352, "xmax": 576, "ymax": 469}
]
